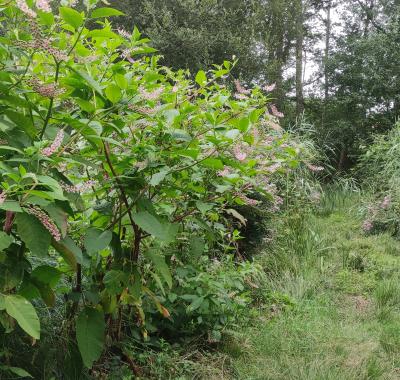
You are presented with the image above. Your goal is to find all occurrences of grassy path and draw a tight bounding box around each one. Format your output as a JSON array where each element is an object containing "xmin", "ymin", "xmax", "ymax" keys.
[{"xmin": 227, "ymin": 194, "xmax": 400, "ymax": 380}]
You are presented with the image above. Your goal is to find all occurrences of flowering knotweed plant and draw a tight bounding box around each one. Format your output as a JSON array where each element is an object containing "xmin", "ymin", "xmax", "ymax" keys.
[
  {"xmin": 0, "ymin": 191, "xmax": 6, "ymax": 205},
  {"xmin": 264, "ymin": 83, "xmax": 276, "ymax": 92},
  {"xmin": 26, "ymin": 206, "xmax": 62, "ymax": 241},
  {"xmin": 41, "ymin": 130, "xmax": 64, "ymax": 156},
  {"xmin": 0, "ymin": 1, "xmax": 317, "ymax": 369},
  {"xmin": 270, "ymin": 104, "xmax": 284, "ymax": 118},
  {"xmin": 362, "ymin": 219, "xmax": 373, "ymax": 232},
  {"xmin": 36, "ymin": 0, "xmax": 51, "ymax": 12},
  {"xmin": 16, "ymin": 0, "xmax": 36, "ymax": 17}
]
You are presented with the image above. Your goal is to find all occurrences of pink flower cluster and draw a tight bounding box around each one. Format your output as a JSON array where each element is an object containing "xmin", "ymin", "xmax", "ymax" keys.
[
  {"xmin": 0, "ymin": 191, "xmax": 6, "ymax": 205},
  {"xmin": 41, "ymin": 130, "xmax": 64, "ymax": 157},
  {"xmin": 15, "ymin": 21, "xmax": 68, "ymax": 61},
  {"xmin": 264, "ymin": 83, "xmax": 276, "ymax": 92},
  {"xmin": 16, "ymin": 0, "xmax": 37, "ymax": 18},
  {"xmin": 61, "ymin": 180, "xmax": 96, "ymax": 194},
  {"xmin": 362, "ymin": 219, "xmax": 373, "ymax": 232},
  {"xmin": 270, "ymin": 195, "xmax": 284, "ymax": 212},
  {"xmin": 270, "ymin": 104, "xmax": 284, "ymax": 118},
  {"xmin": 139, "ymin": 86, "xmax": 164, "ymax": 100},
  {"xmin": 27, "ymin": 77, "xmax": 65, "ymax": 98},
  {"xmin": 307, "ymin": 164, "xmax": 324, "ymax": 172},
  {"xmin": 234, "ymin": 79, "xmax": 250, "ymax": 95},
  {"xmin": 118, "ymin": 28, "xmax": 131, "ymax": 39},
  {"xmin": 27, "ymin": 205, "xmax": 61, "ymax": 241},
  {"xmin": 238, "ymin": 194, "xmax": 259, "ymax": 206},
  {"xmin": 217, "ymin": 166, "xmax": 233, "ymax": 177},
  {"xmin": 380, "ymin": 195, "xmax": 391, "ymax": 210},
  {"xmin": 233, "ymin": 145, "xmax": 247, "ymax": 161},
  {"xmin": 36, "ymin": 0, "xmax": 51, "ymax": 12}
]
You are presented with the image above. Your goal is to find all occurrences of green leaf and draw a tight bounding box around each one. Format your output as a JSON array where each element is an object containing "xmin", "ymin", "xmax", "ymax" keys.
[
  {"xmin": 187, "ymin": 296, "xmax": 204, "ymax": 312},
  {"xmin": 195, "ymin": 201, "xmax": 214, "ymax": 214},
  {"xmin": 38, "ymin": 10, "xmax": 55, "ymax": 26},
  {"xmin": 3, "ymin": 366, "xmax": 33, "ymax": 378},
  {"xmin": 0, "ymin": 232, "xmax": 12, "ymax": 251},
  {"xmin": 4, "ymin": 295, "xmax": 40, "ymax": 339},
  {"xmin": 60, "ymin": 7, "xmax": 84, "ymax": 29},
  {"xmin": 132, "ymin": 212, "xmax": 178, "ymax": 243},
  {"xmin": 114, "ymin": 74, "xmax": 128, "ymax": 89},
  {"xmin": 201, "ymin": 158, "xmax": 224, "ymax": 170},
  {"xmin": 84, "ymin": 228, "xmax": 112, "ymax": 256},
  {"xmin": 146, "ymin": 250, "xmax": 172, "ymax": 288},
  {"xmin": 16, "ymin": 213, "xmax": 51, "ymax": 257},
  {"xmin": 76, "ymin": 307, "xmax": 105, "ymax": 368},
  {"xmin": 52, "ymin": 236, "xmax": 82, "ymax": 270},
  {"xmin": 190, "ymin": 236, "xmax": 205, "ymax": 258},
  {"xmin": 0, "ymin": 201, "xmax": 23, "ymax": 212},
  {"xmin": 149, "ymin": 168, "xmax": 169, "ymax": 186},
  {"xmin": 105, "ymin": 84, "xmax": 122, "ymax": 103},
  {"xmin": 91, "ymin": 7, "xmax": 125, "ymax": 18},
  {"xmin": 195, "ymin": 70, "xmax": 207, "ymax": 86},
  {"xmin": 31, "ymin": 266, "xmax": 61, "ymax": 288},
  {"xmin": 69, "ymin": 67, "xmax": 104, "ymax": 96}
]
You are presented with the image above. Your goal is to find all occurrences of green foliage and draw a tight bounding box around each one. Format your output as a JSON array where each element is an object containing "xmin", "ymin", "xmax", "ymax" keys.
[
  {"xmin": 0, "ymin": 0, "xmax": 315, "ymax": 375},
  {"xmin": 76, "ymin": 307, "xmax": 105, "ymax": 368},
  {"xmin": 3, "ymin": 295, "xmax": 40, "ymax": 339}
]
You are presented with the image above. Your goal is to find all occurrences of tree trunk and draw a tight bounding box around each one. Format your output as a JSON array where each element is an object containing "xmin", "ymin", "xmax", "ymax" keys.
[
  {"xmin": 295, "ymin": 0, "xmax": 304, "ymax": 116},
  {"xmin": 324, "ymin": 1, "xmax": 332, "ymax": 104}
]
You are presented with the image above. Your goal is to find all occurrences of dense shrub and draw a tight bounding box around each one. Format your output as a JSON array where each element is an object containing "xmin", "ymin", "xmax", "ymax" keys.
[{"xmin": 0, "ymin": 1, "xmax": 319, "ymax": 376}]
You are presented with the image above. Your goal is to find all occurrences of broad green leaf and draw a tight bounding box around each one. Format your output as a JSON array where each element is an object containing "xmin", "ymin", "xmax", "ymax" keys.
[
  {"xmin": 103, "ymin": 270, "xmax": 128, "ymax": 294},
  {"xmin": 105, "ymin": 84, "xmax": 122, "ymax": 103},
  {"xmin": 146, "ymin": 250, "xmax": 172, "ymax": 288},
  {"xmin": 0, "ymin": 201, "xmax": 23, "ymax": 212},
  {"xmin": 201, "ymin": 158, "xmax": 224, "ymax": 170},
  {"xmin": 149, "ymin": 168, "xmax": 169, "ymax": 186},
  {"xmin": 60, "ymin": 7, "xmax": 83, "ymax": 29},
  {"xmin": 31, "ymin": 266, "xmax": 61, "ymax": 288},
  {"xmin": 69, "ymin": 67, "xmax": 104, "ymax": 96},
  {"xmin": 52, "ymin": 236, "xmax": 83, "ymax": 269},
  {"xmin": 190, "ymin": 236, "xmax": 205, "ymax": 258},
  {"xmin": 38, "ymin": 10, "xmax": 54, "ymax": 26},
  {"xmin": 132, "ymin": 212, "xmax": 178, "ymax": 242},
  {"xmin": 84, "ymin": 228, "xmax": 112, "ymax": 256},
  {"xmin": 195, "ymin": 70, "xmax": 207, "ymax": 86},
  {"xmin": 195, "ymin": 201, "xmax": 214, "ymax": 214},
  {"xmin": 114, "ymin": 74, "xmax": 128, "ymax": 89},
  {"xmin": 187, "ymin": 296, "xmax": 204, "ymax": 312},
  {"xmin": 35, "ymin": 283, "xmax": 56, "ymax": 308},
  {"xmin": 91, "ymin": 7, "xmax": 125, "ymax": 18},
  {"xmin": 2, "ymin": 366, "xmax": 33, "ymax": 378},
  {"xmin": 4, "ymin": 295, "xmax": 40, "ymax": 339},
  {"xmin": 0, "ymin": 232, "xmax": 12, "ymax": 251},
  {"xmin": 16, "ymin": 213, "xmax": 51, "ymax": 257},
  {"xmin": 0, "ymin": 294, "xmax": 4, "ymax": 310},
  {"xmin": 76, "ymin": 307, "xmax": 105, "ymax": 368}
]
